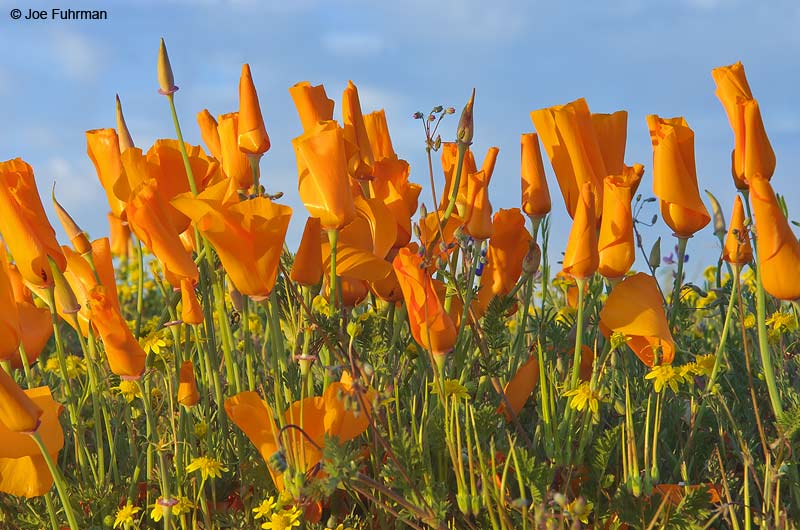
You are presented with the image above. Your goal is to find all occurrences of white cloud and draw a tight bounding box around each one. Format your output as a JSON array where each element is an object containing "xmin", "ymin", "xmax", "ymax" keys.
[
  {"xmin": 49, "ymin": 30, "xmax": 103, "ymax": 82},
  {"xmin": 45, "ymin": 157, "xmax": 102, "ymax": 208},
  {"xmin": 321, "ymin": 32, "xmax": 386, "ymax": 58}
]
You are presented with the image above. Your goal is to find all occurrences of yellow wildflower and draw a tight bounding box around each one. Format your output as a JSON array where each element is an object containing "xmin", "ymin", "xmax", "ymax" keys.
[
  {"xmin": 114, "ymin": 501, "xmax": 141, "ymax": 529},
  {"xmin": 115, "ymin": 380, "xmax": 143, "ymax": 403},
  {"xmin": 140, "ymin": 333, "xmax": 168, "ymax": 355},
  {"xmin": 44, "ymin": 355, "xmax": 87, "ymax": 380},
  {"xmin": 430, "ymin": 379, "xmax": 469, "ymax": 400},
  {"xmin": 766, "ymin": 311, "xmax": 797, "ymax": 333},
  {"xmin": 703, "ymin": 265, "xmax": 717, "ymax": 285},
  {"xmin": 149, "ymin": 496, "xmax": 194, "ymax": 522},
  {"xmin": 610, "ymin": 331, "xmax": 630, "ymax": 350},
  {"xmin": 565, "ymin": 498, "xmax": 594, "ymax": 525},
  {"xmin": 645, "ymin": 364, "xmax": 682, "ymax": 394},
  {"xmin": 692, "ymin": 354, "xmax": 715, "ymax": 377},
  {"xmin": 563, "ymin": 383, "xmax": 601, "ymax": 415},
  {"xmin": 253, "ymin": 497, "xmax": 277, "ymax": 520},
  {"xmin": 186, "ymin": 455, "xmax": 227, "ymax": 481},
  {"xmin": 743, "ymin": 314, "xmax": 756, "ymax": 329},
  {"xmin": 261, "ymin": 506, "xmax": 302, "ymax": 530}
]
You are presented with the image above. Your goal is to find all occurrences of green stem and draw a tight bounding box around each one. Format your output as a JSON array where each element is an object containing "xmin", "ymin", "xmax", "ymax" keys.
[
  {"xmin": 442, "ymin": 142, "xmax": 468, "ymax": 223},
  {"xmin": 755, "ymin": 258, "xmax": 783, "ymax": 421},
  {"xmin": 135, "ymin": 239, "xmax": 145, "ymax": 338},
  {"xmin": 166, "ymin": 94, "xmax": 198, "ymax": 196},
  {"xmin": 31, "ymin": 431, "xmax": 79, "ymax": 530},
  {"xmin": 569, "ymin": 277, "xmax": 587, "ymax": 390},
  {"xmin": 668, "ymin": 236, "xmax": 689, "ymax": 330},
  {"xmin": 327, "ymin": 229, "xmax": 339, "ymax": 309}
]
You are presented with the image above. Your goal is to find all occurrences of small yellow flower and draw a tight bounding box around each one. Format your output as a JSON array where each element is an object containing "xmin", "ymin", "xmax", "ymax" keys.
[
  {"xmin": 312, "ymin": 294, "xmax": 336, "ymax": 318},
  {"xmin": 565, "ymin": 498, "xmax": 593, "ymax": 525},
  {"xmin": 149, "ymin": 496, "xmax": 193, "ymax": 522},
  {"xmin": 115, "ymin": 380, "xmax": 143, "ymax": 403},
  {"xmin": 766, "ymin": 311, "xmax": 797, "ymax": 333},
  {"xmin": 645, "ymin": 364, "xmax": 681, "ymax": 394},
  {"xmin": 44, "ymin": 354, "xmax": 87, "ymax": 380},
  {"xmin": 140, "ymin": 333, "xmax": 168, "ymax": 355},
  {"xmin": 114, "ymin": 501, "xmax": 141, "ymax": 529},
  {"xmin": 194, "ymin": 420, "xmax": 208, "ymax": 438},
  {"xmin": 696, "ymin": 290, "xmax": 717, "ymax": 310},
  {"xmin": 563, "ymin": 383, "xmax": 601, "ymax": 415},
  {"xmin": 692, "ymin": 354, "xmax": 715, "ymax": 377},
  {"xmin": 430, "ymin": 379, "xmax": 469, "ymax": 400},
  {"xmin": 186, "ymin": 455, "xmax": 227, "ymax": 481},
  {"xmin": 702, "ymin": 265, "xmax": 717, "ymax": 285},
  {"xmin": 505, "ymin": 318, "xmax": 518, "ymax": 334},
  {"xmin": 610, "ymin": 331, "xmax": 630, "ymax": 350},
  {"xmin": 253, "ymin": 497, "xmax": 277, "ymax": 520},
  {"xmin": 261, "ymin": 507, "xmax": 302, "ymax": 530},
  {"xmin": 743, "ymin": 313, "xmax": 756, "ymax": 329}
]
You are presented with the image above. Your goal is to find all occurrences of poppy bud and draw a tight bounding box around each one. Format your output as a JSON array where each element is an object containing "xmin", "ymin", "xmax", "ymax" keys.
[
  {"xmin": 52, "ymin": 187, "xmax": 91, "ymax": 255},
  {"xmin": 177, "ymin": 360, "xmax": 200, "ymax": 407},
  {"xmin": 456, "ymin": 88, "xmax": 475, "ymax": 146},
  {"xmin": 157, "ymin": 38, "xmax": 178, "ymax": 95},
  {"xmin": 115, "ymin": 94, "xmax": 135, "ymax": 152}
]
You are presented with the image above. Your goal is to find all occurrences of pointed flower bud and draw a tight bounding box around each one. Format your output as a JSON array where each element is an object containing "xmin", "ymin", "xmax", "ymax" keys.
[
  {"xmin": 48, "ymin": 256, "xmax": 80, "ymax": 315},
  {"xmin": 177, "ymin": 360, "xmax": 200, "ymax": 407},
  {"xmin": 238, "ymin": 64, "xmax": 270, "ymax": 155},
  {"xmin": 157, "ymin": 38, "xmax": 178, "ymax": 95},
  {"xmin": 456, "ymin": 88, "xmax": 475, "ymax": 146},
  {"xmin": 52, "ymin": 186, "xmax": 91, "ymax": 255},
  {"xmin": 115, "ymin": 95, "xmax": 135, "ymax": 152}
]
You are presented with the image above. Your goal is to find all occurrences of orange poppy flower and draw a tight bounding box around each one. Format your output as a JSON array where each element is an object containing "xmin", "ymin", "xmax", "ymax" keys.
[
  {"xmin": 0, "ymin": 386, "xmax": 64, "ymax": 498},
  {"xmin": 562, "ymin": 182, "xmax": 598, "ymax": 279},
  {"xmin": 108, "ymin": 213, "xmax": 131, "ymax": 258},
  {"xmin": 290, "ymin": 217, "xmax": 323, "ymax": 287},
  {"xmin": 86, "ymin": 128, "xmax": 126, "ymax": 218},
  {"xmin": 439, "ymin": 142, "xmax": 477, "ymax": 212},
  {"xmin": 722, "ymin": 195, "xmax": 752, "ymax": 266},
  {"xmin": 393, "ymin": 247, "xmax": 457, "ymax": 365},
  {"xmin": 497, "ymin": 354, "xmax": 539, "ymax": 420},
  {"xmin": 293, "ymin": 120, "xmax": 357, "ymax": 230},
  {"xmin": 342, "ymin": 80, "xmax": 374, "ymax": 180},
  {"xmin": 197, "ymin": 109, "xmax": 222, "ymax": 161},
  {"xmin": 0, "ymin": 367, "xmax": 42, "ymax": 433},
  {"xmin": 177, "ymin": 360, "xmax": 200, "ymax": 407},
  {"xmin": 62, "ymin": 238, "xmax": 120, "ymax": 337},
  {"xmin": 712, "ymin": 62, "xmax": 775, "ymax": 189},
  {"xmin": 0, "ymin": 247, "xmax": 21, "ymax": 362},
  {"xmin": 749, "ymin": 176, "xmax": 800, "ymax": 300},
  {"xmin": 0, "ymin": 159, "xmax": 66, "ymax": 287},
  {"xmin": 217, "ymin": 112, "xmax": 253, "ymax": 190},
  {"xmin": 530, "ymin": 98, "xmax": 606, "ymax": 220},
  {"xmin": 180, "ymin": 278, "xmax": 204, "ymax": 325},
  {"xmin": 520, "ymin": 133, "xmax": 552, "ymax": 220},
  {"xmin": 288, "ymin": 81, "xmax": 335, "ymax": 132},
  {"xmin": 172, "ymin": 180, "xmax": 292, "ymax": 299},
  {"xmin": 238, "ymin": 64, "xmax": 270, "ymax": 156},
  {"xmin": 477, "ymin": 208, "xmax": 532, "ymax": 312},
  {"xmin": 598, "ymin": 175, "xmax": 636, "ymax": 279},
  {"xmin": 5, "ymin": 262, "xmax": 51, "ymax": 368},
  {"xmin": 591, "ymin": 110, "xmax": 628, "ymax": 177},
  {"xmin": 599, "ymin": 273, "xmax": 675, "ymax": 366},
  {"xmin": 463, "ymin": 170, "xmax": 493, "ymax": 241},
  {"xmin": 88, "ymin": 285, "xmax": 147, "ymax": 378},
  {"xmin": 646, "ymin": 115, "xmax": 710, "ymax": 238},
  {"xmin": 364, "ymin": 109, "xmax": 395, "ymax": 160}
]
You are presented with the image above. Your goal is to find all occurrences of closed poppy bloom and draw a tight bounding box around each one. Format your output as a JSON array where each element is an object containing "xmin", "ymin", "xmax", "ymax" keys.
[
  {"xmin": 88, "ymin": 285, "xmax": 147, "ymax": 378},
  {"xmin": 238, "ymin": 64, "xmax": 270, "ymax": 156},
  {"xmin": 591, "ymin": 110, "xmax": 628, "ymax": 177},
  {"xmin": 288, "ymin": 81, "xmax": 335, "ymax": 132},
  {"xmin": 364, "ymin": 109, "xmax": 395, "ymax": 160},
  {"xmin": 62, "ymin": 238, "xmax": 120, "ymax": 337},
  {"xmin": 293, "ymin": 120, "xmax": 357, "ymax": 230},
  {"xmin": 598, "ymin": 175, "xmax": 636, "ymax": 279},
  {"xmin": 599, "ymin": 272, "xmax": 675, "ymax": 366},
  {"xmin": 0, "ymin": 368, "xmax": 42, "ymax": 433},
  {"xmin": 0, "ymin": 159, "xmax": 67, "ymax": 287},
  {"xmin": 108, "ymin": 213, "xmax": 131, "ymax": 258},
  {"xmin": 177, "ymin": 360, "xmax": 200, "ymax": 407},
  {"xmin": 369, "ymin": 269, "xmax": 403, "ymax": 302},
  {"xmin": 520, "ymin": 133, "xmax": 551, "ymax": 220},
  {"xmin": 180, "ymin": 278, "xmax": 204, "ymax": 325},
  {"xmin": 723, "ymin": 195, "xmax": 752, "ymax": 266},
  {"xmin": 224, "ymin": 392, "xmax": 284, "ymax": 490},
  {"xmin": 0, "ymin": 247, "xmax": 21, "ymax": 362},
  {"xmin": 217, "ymin": 113, "xmax": 253, "ymax": 190},
  {"xmin": 5, "ymin": 263, "xmax": 51, "ymax": 368},
  {"xmin": 86, "ymin": 128, "xmax": 126, "ymax": 218},
  {"xmin": 342, "ymin": 80, "xmax": 374, "ymax": 179},
  {"xmin": 497, "ymin": 354, "xmax": 538, "ymax": 421},
  {"xmin": 439, "ymin": 142, "xmax": 477, "ymax": 212},
  {"xmin": 749, "ymin": 176, "xmax": 800, "ymax": 300},
  {"xmin": 530, "ymin": 98, "xmax": 606, "ymax": 219},
  {"xmin": 712, "ymin": 62, "xmax": 775, "ymax": 189},
  {"xmin": 562, "ymin": 182, "xmax": 598, "ymax": 279},
  {"xmin": 290, "ymin": 217, "xmax": 323, "ymax": 286},
  {"xmin": 0, "ymin": 386, "xmax": 64, "ymax": 498},
  {"xmin": 172, "ymin": 180, "xmax": 292, "ymax": 299},
  {"xmin": 197, "ymin": 109, "xmax": 222, "ymax": 161},
  {"xmin": 393, "ymin": 247, "xmax": 457, "ymax": 366},
  {"xmin": 647, "ymin": 115, "xmax": 710, "ymax": 238},
  {"xmin": 477, "ymin": 208, "xmax": 532, "ymax": 312},
  {"xmin": 463, "ymin": 170, "xmax": 493, "ymax": 241}
]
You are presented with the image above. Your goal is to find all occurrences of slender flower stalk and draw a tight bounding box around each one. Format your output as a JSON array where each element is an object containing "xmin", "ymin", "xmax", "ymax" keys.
[{"xmin": 30, "ymin": 431, "xmax": 79, "ymax": 530}]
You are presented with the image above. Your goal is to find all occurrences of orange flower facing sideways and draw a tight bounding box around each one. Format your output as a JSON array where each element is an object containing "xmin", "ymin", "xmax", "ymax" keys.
[
  {"xmin": 477, "ymin": 208, "xmax": 532, "ymax": 312},
  {"xmin": 599, "ymin": 272, "xmax": 675, "ymax": 366},
  {"xmin": 0, "ymin": 386, "xmax": 64, "ymax": 498},
  {"xmin": 238, "ymin": 64, "xmax": 271, "ymax": 156},
  {"xmin": 172, "ymin": 180, "xmax": 292, "ymax": 299},
  {"xmin": 520, "ymin": 133, "xmax": 552, "ymax": 220},
  {"xmin": 180, "ymin": 278, "xmax": 204, "ymax": 325},
  {"xmin": 5, "ymin": 262, "xmax": 51, "ymax": 368},
  {"xmin": 439, "ymin": 142, "xmax": 477, "ymax": 212},
  {"xmin": 497, "ymin": 354, "xmax": 539, "ymax": 421},
  {"xmin": 749, "ymin": 176, "xmax": 800, "ymax": 301},
  {"xmin": 562, "ymin": 182, "xmax": 598, "ymax": 279},
  {"xmin": 293, "ymin": 120, "xmax": 357, "ymax": 230},
  {"xmin": 598, "ymin": 175, "xmax": 637, "ymax": 279},
  {"xmin": 86, "ymin": 128, "xmax": 126, "ymax": 218},
  {"xmin": 342, "ymin": 80, "xmax": 374, "ymax": 180},
  {"xmin": 530, "ymin": 98, "xmax": 606, "ymax": 220},
  {"xmin": 712, "ymin": 62, "xmax": 775, "ymax": 189},
  {"xmin": 463, "ymin": 169, "xmax": 494, "ymax": 241},
  {"xmin": 197, "ymin": 109, "xmax": 222, "ymax": 161},
  {"xmin": 647, "ymin": 115, "xmax": 710, "ymax": 238},
  {"xmin": 723, "ymin": 195, "xmax": 752, "ymax": 266},
  {"xmin": 0, "ymin": 367, "xmax": 43, "ymax": 433},
  {"xmin": 107, "ymin": 213, "xmax": 131, "ymax": 258},
  {"xmin": 0, "ymin": 247, "xmax": 21, "ymax": 362},
  {"xmin": 288, "ymin": 81, "xmax": 335, "ymax": 132},
  {"xmin": 591, "ymin": 110, "xmax": 628, "ymax": 177},
  {"xmin": 0, "ymin": 159, "xmax": 67, "ymax": 287},
  {"xmin": 290, "ymin": 217, "xmax": 323, "ymax": 286},
  {"xmin": 393, "ymin": 247, "xmax": 457, "ymax": 365},
  {"xmin": 88, "ymin": 285, "xmax": 147, "ymax": 378},
  {"xmin": 177, "ymin": 360, "xmax": 200, "ymax": 407},
  {"xmin": 62, "ymin": 238, "xmax": 120, "ymax": 337},
  {"xmin": 217, "ymin": 112, "xmax": 253, "ymax": 190}
]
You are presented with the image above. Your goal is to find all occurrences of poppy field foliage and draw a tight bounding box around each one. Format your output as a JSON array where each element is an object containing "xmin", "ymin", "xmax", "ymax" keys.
[{"xmin": 2, "ymin": 40, "xmax": 800, "ymax": 530}]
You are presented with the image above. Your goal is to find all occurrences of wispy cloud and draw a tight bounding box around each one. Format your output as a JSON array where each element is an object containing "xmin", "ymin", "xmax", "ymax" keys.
[
  {"xmin": 49, "ymin": 30, "xmax": 103, "ymax": 82},
  {"xmin": 321, "ymin": 32, "xmax": 385, "ymax": 58}
]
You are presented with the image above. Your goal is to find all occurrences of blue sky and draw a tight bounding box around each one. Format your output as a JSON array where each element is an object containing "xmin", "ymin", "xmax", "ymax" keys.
[{"xmin": 1, "ymin": 0, "xmax": 799, "ymax": 281}]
